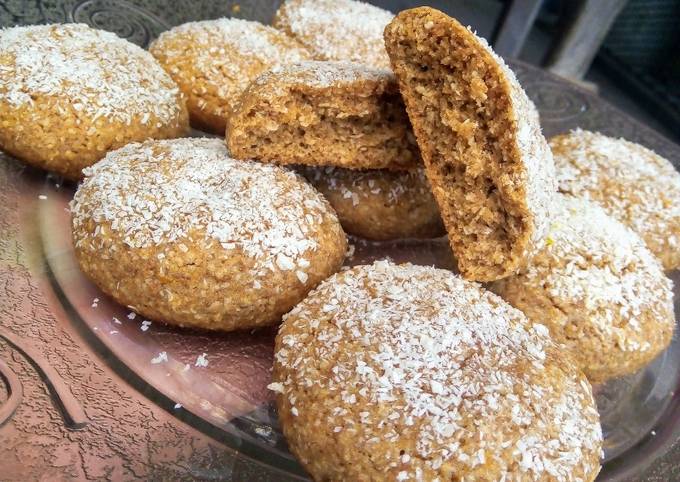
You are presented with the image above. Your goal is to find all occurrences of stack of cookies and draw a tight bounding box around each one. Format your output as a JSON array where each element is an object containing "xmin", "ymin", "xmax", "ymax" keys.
[{"xmin": 2, "ymin": 1, "xmax": 679, "ymax": 480}]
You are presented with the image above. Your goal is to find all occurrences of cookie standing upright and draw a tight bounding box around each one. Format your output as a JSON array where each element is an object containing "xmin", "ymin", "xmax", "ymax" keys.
[
  {"xmin": 70, "ymin": 138, "xmax": 347, "ymax": 332},
  {"xmin": 552, "ymin": 129, "xmax": 680, "ymax": 270},
  {"xmin": 272, "ymin": 261, "xmax": 602, "ymax": 481},
  {"xmin": 492, "ymin": 194, "xmax": 675, "ymax": 383},
  {"xmin": 298, "ymin": 166, "xmax": 444, "ymax": 240},
  {"xmin": 227, "ymin": 61, "xmax": 420, "ymax": 171},
  {"xmin": 149, "ymin": 18, "xmax": 311, "ymax": 134},
  {"xmin": 384, "ymin": 7, "xmax": 556, "ymax": 281},
  {"xmin": 273, "ymin": 0, "xmax": 394, "ymax": 68},
  {"xmin": 0, "ymin": 24, "xmax": 189, "ymax": 180}
]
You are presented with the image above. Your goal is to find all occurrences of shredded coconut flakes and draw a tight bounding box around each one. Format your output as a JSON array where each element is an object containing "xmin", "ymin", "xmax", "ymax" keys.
[{"xmin": 0, "ymin": 24, "xmax": 182, "ymax": 124}]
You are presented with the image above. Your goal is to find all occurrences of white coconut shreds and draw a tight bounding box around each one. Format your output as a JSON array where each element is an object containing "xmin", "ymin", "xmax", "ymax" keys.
[
  {"xmin": 0, "ymin": 23, "xmax": 182, "ymax": 125},
  {"xmin": 275, "ymin": 0, "xmax": 394, "ymax": 68},
  {"xmin": 70, "ymin": 138, "xmax": 336, "ymax": 277},
  {"xmin": 148, "ymin": 18, "xmax": 310, "ymax": 111},
  {"xmin": 253, "ymin": 60, "xmax": 393, "ymax": 93},
  {"xmin": 274, "ymin": 261, "xmax": 602, "ymax": 480},
  {"xmin": 525, "ymin": 194, "xmax": 674, "ymax": 352},
  {"xmin": 552, "ymin": 129, "xmax": 680, "ymax": 262}
]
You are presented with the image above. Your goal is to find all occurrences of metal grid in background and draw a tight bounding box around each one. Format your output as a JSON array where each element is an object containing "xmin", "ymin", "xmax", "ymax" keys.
[{"xmin": 598, "ymin": 0, "xmax": 680, "ymax": 138}]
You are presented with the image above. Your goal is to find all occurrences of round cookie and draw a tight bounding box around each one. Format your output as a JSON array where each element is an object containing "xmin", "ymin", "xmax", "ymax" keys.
[
  {"xmin": 492, "ymin": 194, "xmax": 675, "ymax": 383},
  {"xmin": 551, "ymin": 129, "xmax": 680, "ymax": 271},
  {"xmin": 273, "ymin": 0, "xmax": 394, "ymax": 68},
  {"xmin": 271, "ymin": 260, "xmax": 602, "ymax": 481},
  {"xmin": 384, "ymin": 8, "xmax": 556, "ymax": 282},
  {"xmin": 299, "ymin": 166, "xmax": 444, "ymax": 240},
  {"xmin": 0, "ymin": 24, "xmax": 189, "ymax": 180},
  {"xmin": 70, "ymin": 138, "xmax": 347, "ymax": 332},
  {"xmin": 149, "ymin": 18, "xmax": 311, "ymax": 135}
]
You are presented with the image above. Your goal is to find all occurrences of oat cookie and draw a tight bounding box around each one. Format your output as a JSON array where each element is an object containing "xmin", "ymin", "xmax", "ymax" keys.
[
  {"xmin": 299, "ymin": 166, "xmax": 444, "ymax": 240},
  {"xmin": 0, "ymin": 24, "xmax": 188, "ymax": 180},
  {"xmin": 384, "ymin": 8, "xmax": 556, "ymax": 281},
  {"xmin": 552, "ymin": 129, "xmax": 680, "ymax": 270},
  {"xmin": 273, "ymin": 0, "xmax": 394, "ymax": 68},
  {"xmin": 492, "ymin": 195, "xmax": 675, "ymax": 383},
  {"xmin": 149, "ymin": 18, "xmax": 310, "ymax": 134},
  {"xmin": 70, "ymin": 138, "xmax": 346, "ymax": 332},
  {"xmin": 272, "ymin": 260, "xmax": 602, "ymax": 481},
  {"xmin": 227, "ymin": 61, "xmax": 420, "ymax": 170}
]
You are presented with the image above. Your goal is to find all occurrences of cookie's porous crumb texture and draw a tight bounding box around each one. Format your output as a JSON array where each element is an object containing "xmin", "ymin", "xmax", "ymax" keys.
[
  {"xmin": 299, "ymin": 165, "xmax": 444, "ymax": 240},
  {"xmin": 149, "ymin": 18, "xmax": 311, "ymax": 134},
  {"xmin": 383, "ymin": 8, "xmax": 556, "ymax": 281},
  {"xmin": 70, "ymin": 138, "xmax": 347, "ymax": 332},
  {"xmin": 551, "ymin": 129, "xmax": 680, "ymax": 271},
  {"xmin": 273, "ymin": 261, "xmax": 602, "ymax": 481},
  {"xmin": 227, "ymin": 61, "xmax": 420, "ymax": 171},
  {"xmin": 492, "ymin": 195, "xmax": 675, "ymax": 383},
  {"xmin": 0, "ymin": 23, "xmax": 189, "ymax": 180},
  {"xmin": 273, "ymin": 0, "xmax": 394, "ymax": 68}
]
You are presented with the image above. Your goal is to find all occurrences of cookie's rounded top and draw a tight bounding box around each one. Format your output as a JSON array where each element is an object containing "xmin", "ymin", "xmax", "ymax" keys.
[
  {"xmin": 551, "ymin": 129, "xmax": 680, "ymax": 270},
  {"xmin": 0, "ymin": 23, "xmax": 182, "ymax": 125},
  {"xmin": 274, "ymin": 0, "xmax": 394, "ymax": 68},
  {"xmin": 273, "ymin": 260, "xmax": 602, "ymax": 480},
  {"xmin": 70, "ymin": 138, "xmax": 332, "ymax": 276},
  {"xmin": 531, "ymin": 195, "xmax": 673, "ymax": 349},
  {"xmin": 148, "ymin": 18, "xmax": 310, "ymax": 118},
  {"xmin": 253, "ymin": 60, "xmax": 393, "ymax": 92}
]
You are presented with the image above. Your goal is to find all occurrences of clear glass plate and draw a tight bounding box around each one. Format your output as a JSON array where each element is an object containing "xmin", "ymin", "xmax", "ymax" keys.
[{"xmin": 37, "ymin": 171, "xmax": 680, "ymax": 481}]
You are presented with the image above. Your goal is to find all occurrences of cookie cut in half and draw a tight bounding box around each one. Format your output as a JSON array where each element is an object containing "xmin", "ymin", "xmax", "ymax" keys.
[
  {"xmin": 384, "ymin": 7, "xmax": 556, "ymax": 281},
  {"xmin": 271, "ymin": 260, "xmax": 602, "ymax": 481},
  {"xmin": 70, "ymin": 138, "xmax": 346, "ymax": 332},
  {"xmin": 552, "ymin": 129, "xmax": 680, "ymax": 271},
  {"xmin": 0, "ymin": 24, "xmax": 189, "ymax": 180},
  {"xmin": 273, "ymin": 0, "xmax": 394, "ymax": 68},
  {"xmin": 227, "ymin": 61, "xmax": 421, "ymax": 170},
  {"xmin": 298, "ymin": 166, "xmax": 444, "ymax": 240},
  {"xmin": 149, "ymin": 18, "xmax": 311, "ymax": 134},
  {"xmin": 492, "ymin": 194, "xmax": 675, "ymax": 383}
]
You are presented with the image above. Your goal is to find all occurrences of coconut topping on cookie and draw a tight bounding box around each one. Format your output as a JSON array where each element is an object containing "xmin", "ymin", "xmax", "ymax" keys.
[
  {"xmin": 0, "ymin": 24, "xmax": 182, "ymax": 125},
  {"xmin": 273, "ymin": 261, "xmax": 602, "ymax": 480},
  {"xmin": 273, "ymin": 0, "xmax": 394, "ymax": 68},
  {"xmin": 70, "ymin": 138, "xmax": 329, "ymax": 276}
]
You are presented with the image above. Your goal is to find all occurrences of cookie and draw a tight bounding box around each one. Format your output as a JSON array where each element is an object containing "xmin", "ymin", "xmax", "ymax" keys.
[
  {"xmin": 227, "ymin": 61, "xmax": 420, "ymax": 171},
  {"xmin": 0, "ymin": 24, "xmax": 188, "ymax": 180},
  {"xmin": 491, "ymin": 194, "xmax": 675, "ymax": 383},
  {"xmin": 384, "ymin": 8, "xmax": 556, "ymax": 282},
  {"xmin": 271, "ymin": 260, "xmax": 602, "ymax": 481},
  {"xmin": 298, "ymin": 166, "xmax": 444, "ymax": 240},
  {"xmin": 149, "ymin": 18, "xmax": 311, "ymax": 134},
  {"xmin": 551, "ymin": 129, "xmax": 680, "ymax": 271},
  {"xmin": 70, "ymin": 138, "xmax": 346, "ymax": 332},
  {"xmin": 273, "ymin": 0, "xmax": 393, "ymax": 68}
]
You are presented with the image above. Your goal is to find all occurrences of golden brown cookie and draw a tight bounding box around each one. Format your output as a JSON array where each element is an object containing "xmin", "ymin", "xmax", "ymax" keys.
[
  {"xmin": 273, "ymin": 0, "xmax": 394, "ymax": 68},
  {"xmin": 227, "ymin": 61, "xmax": 420, "ymax": 170},
  {"xmin": 149, "ymin": 18, "xmax": 311, "ymax": 134},
  {"xmin": 384, "ymin": 8, "xmax": 556, "ymax": 282},
  {"xmin": 299, "ymin": 166, "xmax": 444, "ymax": 240},
  {"xmin": 0, "ymin": 24, "xmax": 189, "ymax": 180},
  {"xmin": 491, "ymin": 194, "xmax": 675, "ymax": 383},
  {"xmin": 551, "ymin": 129, "xmax": 680, "ymax": 271},
  {"xmin": 70, "ymin": 138, "xmax": 346, "ymax": 332},
  {"xmin": 271, "ymin": 260, "xmax": 602, "ymax": 481}
]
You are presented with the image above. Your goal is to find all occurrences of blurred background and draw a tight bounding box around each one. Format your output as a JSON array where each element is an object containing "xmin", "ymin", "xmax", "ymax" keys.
[{"xmin": 369, "ymin": 0, "xmax": 680, "ymax": 142}]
